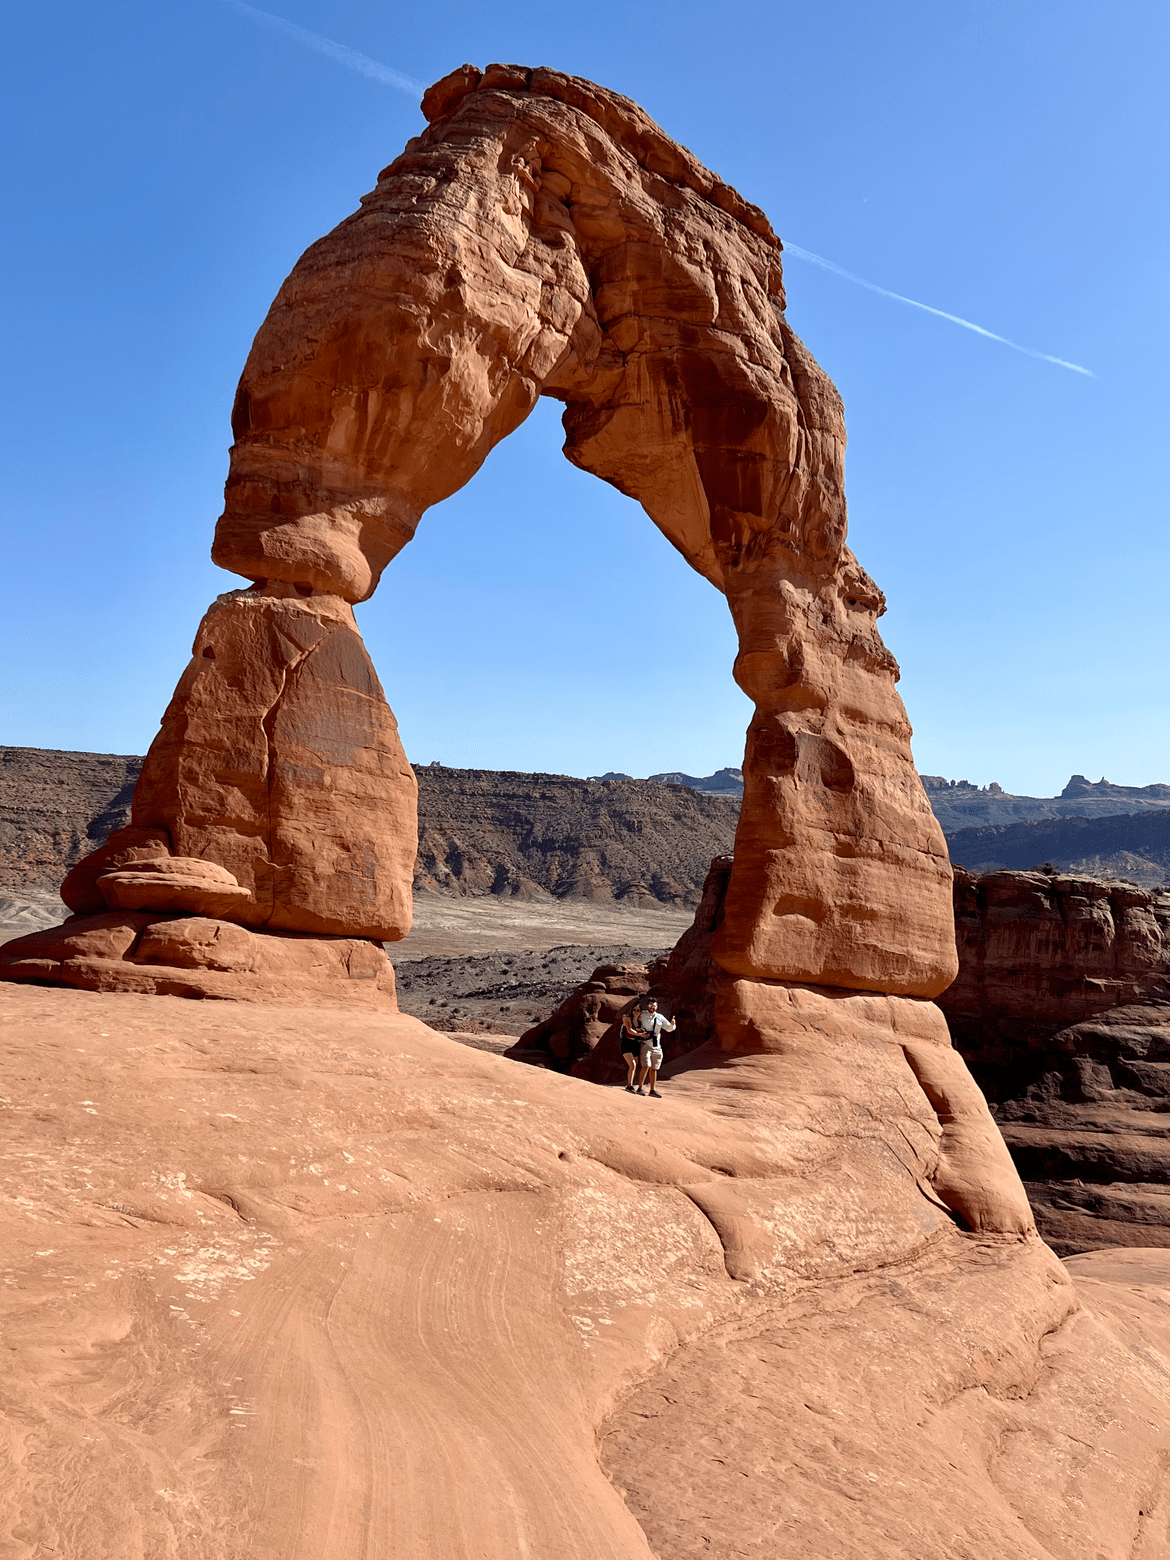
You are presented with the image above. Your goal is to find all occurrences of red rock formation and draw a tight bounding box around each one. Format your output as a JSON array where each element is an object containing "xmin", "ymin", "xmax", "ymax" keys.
[
  {"xmin": 129, "ymin": 588, "xmax": 417, "ymax": 941},
  {"xmin": 10, "ymin": 62, "xmax": 953, "ymax": 1004},
  {"xmin": 941, "ymin": 867, "xmax": 1170, "ymax": 1252},
  {"xmin": 214, "ymin": 63, "xmax": 955, "ymax": 998}
]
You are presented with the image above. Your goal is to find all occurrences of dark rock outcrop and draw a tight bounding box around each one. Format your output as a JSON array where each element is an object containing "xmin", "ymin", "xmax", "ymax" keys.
[
  {"xmin": 948, "ymin": 809, "xmax": 1170, "ymax": 886},
  {"xmin": 940, "ymin": 867, "xmax": 1170, "ymax": 1253}
]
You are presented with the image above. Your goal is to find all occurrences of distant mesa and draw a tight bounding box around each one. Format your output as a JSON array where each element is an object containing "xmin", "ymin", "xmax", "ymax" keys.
[
  {"xmin": 921, "ymin": 771, "xmax": 1170, "ymax": 833},
  {"xmin": 588, "ymin": 766, "xmax": 745, "ymax": 795}
]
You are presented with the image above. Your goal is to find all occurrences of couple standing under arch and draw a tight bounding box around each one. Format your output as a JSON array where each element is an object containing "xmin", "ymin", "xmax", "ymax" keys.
[{"xmin": 620, "ymin": 998, "xmax": 676, "ymax": 1098}]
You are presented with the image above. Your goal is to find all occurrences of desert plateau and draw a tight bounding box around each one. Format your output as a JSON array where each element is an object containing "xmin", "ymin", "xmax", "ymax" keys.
[{"xmin": 3, "ymin": 53, "xmax": 1169, "ymax": 1560}]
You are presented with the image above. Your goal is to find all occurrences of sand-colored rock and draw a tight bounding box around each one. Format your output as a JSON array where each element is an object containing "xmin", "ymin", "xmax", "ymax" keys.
[
  {"xmin": 208, "ymin": 62, "xmax": 954, "ymax": 994},
  {"xmin": 3, "ymin": 981, "xmax": 1170, "ymax": 1557},
  {"xmin": 0, "ymin": 911, "xmax": 396, "ymax": 1005}
]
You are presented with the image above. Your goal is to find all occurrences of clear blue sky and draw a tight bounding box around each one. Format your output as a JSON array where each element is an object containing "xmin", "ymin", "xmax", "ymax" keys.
[{"xmin": 2, "ymin": 1, "xmax": 1166, "ymax": 794}]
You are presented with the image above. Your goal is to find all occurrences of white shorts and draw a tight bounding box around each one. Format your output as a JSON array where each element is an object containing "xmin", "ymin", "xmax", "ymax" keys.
[{"xmin": 640, "ymin": 1042, "xmax": 664, "ymax": 1069}]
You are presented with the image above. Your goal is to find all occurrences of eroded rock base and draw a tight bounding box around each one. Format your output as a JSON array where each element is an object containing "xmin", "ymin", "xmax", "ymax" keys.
[{"xmin": 0, "ymin": 912, "xmax": 396, "ymax": 1006}]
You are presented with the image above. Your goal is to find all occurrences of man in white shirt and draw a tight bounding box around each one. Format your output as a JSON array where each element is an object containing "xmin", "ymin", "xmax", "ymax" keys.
[{"xmin": 636, "ymin": 998, "xmax": 676, "ymax": 1098}]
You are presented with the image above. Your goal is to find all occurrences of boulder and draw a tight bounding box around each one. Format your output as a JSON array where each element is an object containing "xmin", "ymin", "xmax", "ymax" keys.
[
  {"xmin": 104, "ymin": 587, "xmax": 415, "ymax": 942},
  {"xmin": 96, "ymin": 856, "xmax": 252, "ymax": 919},
  {"xmin": 506, "ymin": 962, "xmax": 651, "ymax": 1072},
  {"xmin": 509, "ymin": 856, "xmax": 733, "ymax": 1077}
]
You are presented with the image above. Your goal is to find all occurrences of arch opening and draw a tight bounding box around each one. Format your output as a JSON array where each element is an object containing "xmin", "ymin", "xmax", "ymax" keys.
[{"xmin": 58, "ymin": 65, "xmax": 959, "ymax": 1000}]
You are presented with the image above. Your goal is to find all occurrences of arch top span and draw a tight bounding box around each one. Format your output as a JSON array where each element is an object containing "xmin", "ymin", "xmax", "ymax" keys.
[
  {"xmin": 215, "ymin": 61, "xmax": 848, "ymax": 606},
  {"xmin": 206, "ymin": 64, "xmax": 957, "ymax": 996}
]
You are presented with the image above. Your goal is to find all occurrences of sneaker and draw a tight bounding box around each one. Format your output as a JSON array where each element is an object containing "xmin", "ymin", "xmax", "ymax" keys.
[
  {"xmin": 635, "ymin": 1088, "xmax": 645, "ymax": 1096},
  {"xmin": 649, "ymin": 1089, "xmax": 662, "ymax": 1098},
  {"xmin": 624, "ymin": 1084, "xmax": 635, "ymax": 1093}
]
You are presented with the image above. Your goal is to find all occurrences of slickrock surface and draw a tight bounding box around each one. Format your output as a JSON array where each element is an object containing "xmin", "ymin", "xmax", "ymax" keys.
[
  {"xmin": 5, "ymin": 980, "xmax": 1170, "ymax": 1558},
  {"xmin": 942, "ymin": 868, "xmax": 1170, "ymax": 1252}
]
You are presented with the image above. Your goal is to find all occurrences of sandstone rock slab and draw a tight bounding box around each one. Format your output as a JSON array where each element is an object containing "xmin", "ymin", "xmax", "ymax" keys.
[
  {"xmin": 2, "ymin": 981, "xmax": 1168, "ymax": 1557},
  {"xmin": 96, "ymin": 855, "xmax": 252, "ymax": 918},
  {"xmin": 0, "ymin": 911, "xmax": 396, "ymax": 1006}
]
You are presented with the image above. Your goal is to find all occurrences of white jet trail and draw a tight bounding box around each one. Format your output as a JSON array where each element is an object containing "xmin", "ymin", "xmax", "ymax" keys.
[
  {"xmin": 212, "ymin": 8, "xmax": 1091, "ymax": 380},
  {"xmin": 782, "ymin": 241, "xmax": 1093, "ymax": 377},
  {"xmin": 220, "ymin": 0, "xmax": 424, "ymax": 97}
]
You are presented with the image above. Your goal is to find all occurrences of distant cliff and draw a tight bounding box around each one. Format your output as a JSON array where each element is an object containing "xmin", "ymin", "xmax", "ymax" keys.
[
  {"xmin": 3, "ymin": 744, "xmax": 1168, "ymax": 904},
  {"xmin": 0, "ymin": 747, "xmax": 738, "ymax": 909},
  {"xmin": 922, "ymin": 772, "xmax": 1170, "ymax": 833},
  {"xmin": 948, "ymin": 810, "xmax": 1170, "ymax": 887}
]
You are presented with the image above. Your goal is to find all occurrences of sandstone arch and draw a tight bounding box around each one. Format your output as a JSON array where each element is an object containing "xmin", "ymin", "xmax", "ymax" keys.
[
  {"xmin": 30, "ymin": 70, "xmax": 1170, "ymax": 1560},
  {"xmin": 117, "ymin": 62, "xmax": 954, "ymax": 995}
]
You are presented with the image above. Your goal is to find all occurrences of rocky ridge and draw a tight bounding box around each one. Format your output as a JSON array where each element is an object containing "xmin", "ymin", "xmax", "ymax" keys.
[
  {"xmin": 948, "ymin": 809, "xmax": 1170, "ymax": 886},
  {"xmin": 0, "ymin": 747, "xmax": 739, "ymax": 911},
  {"xmin": 941, "ymin": 867, "xmax": 1170, "ymax": 1254},
  {"xmin": 923, "ymin": 772, "xmax": 1170, "ymax": 834}
]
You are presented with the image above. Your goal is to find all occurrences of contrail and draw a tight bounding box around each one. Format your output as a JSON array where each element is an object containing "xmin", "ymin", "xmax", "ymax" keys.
[
  {"xmin": 220, "ymin": 0, "xmax": 424, "ymax": 97},
  {"xmin": 782, "ymin": 241, "xmax": 1093, "ymax": 377}
]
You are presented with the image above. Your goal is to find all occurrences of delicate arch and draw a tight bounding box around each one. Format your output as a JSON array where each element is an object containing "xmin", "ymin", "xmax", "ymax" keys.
[{"xmin": 162, "ymin": 65, "xmax": 955, "ymax": 994}]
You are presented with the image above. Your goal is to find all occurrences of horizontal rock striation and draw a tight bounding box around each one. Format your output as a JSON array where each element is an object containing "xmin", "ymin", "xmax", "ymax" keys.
[
  {"xmin": 941, "ymin": 867, "xmax": 1170, "ymax": 1252},
  {"xmin": 0, "ymin": 746, "xmax": 141, "ymax": 894},
  {"xmin": 415, "ymin": 766, "xmax": 736, "ymax": 905},
  {"xmin": 949, "ymin": 809, "xmax": 1170, "ymax": 886}
]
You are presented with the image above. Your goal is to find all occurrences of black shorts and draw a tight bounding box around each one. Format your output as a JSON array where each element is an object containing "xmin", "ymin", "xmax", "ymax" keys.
[{"xmin": 620, "ymin": 1040, "xmax": 640, "ymax": 1057}]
